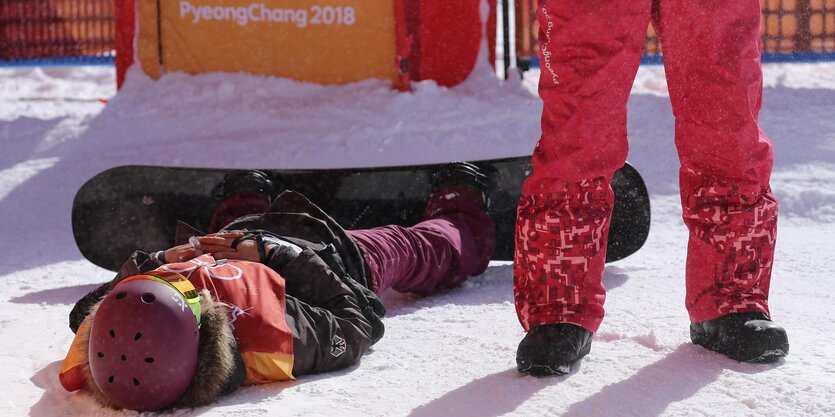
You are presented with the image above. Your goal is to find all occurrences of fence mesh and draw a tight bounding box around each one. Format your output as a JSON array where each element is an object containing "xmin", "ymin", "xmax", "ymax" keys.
[
  {"xmin": 1, "ymin": 0, "xmax": 833, "ymax": 62},
  {"xmin": 0, "ymin": 0, "xmax": 114, "ymax": 60},
  {"xmin": 517, "ymin": 0, "xmax": 835, "ymax": 59}
]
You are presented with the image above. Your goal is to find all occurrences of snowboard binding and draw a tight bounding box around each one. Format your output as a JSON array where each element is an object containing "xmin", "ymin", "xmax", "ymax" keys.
[
  {"xmin": 429, "ymin": 162, "xmax": 496, "ymax": 212},
  {"xmin": 210, "ymin": 170, "xmax": 276, "ymax": 201},
  {"xmin": 431, "ymin": 161, "xmax": 495, "ymax": 193},
  {"xmin": 209, "ymin": 170, "xmax": 277, "ymax": 233}
]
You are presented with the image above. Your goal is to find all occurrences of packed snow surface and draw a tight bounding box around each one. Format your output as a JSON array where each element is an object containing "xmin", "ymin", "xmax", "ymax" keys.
[{"xmin": 1, "ymin": 61, "xmax": 834, "ymax": 416}]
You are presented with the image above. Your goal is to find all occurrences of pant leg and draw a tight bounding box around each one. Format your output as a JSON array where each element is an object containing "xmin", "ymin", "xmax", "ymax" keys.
[
  {"xmin": 514, "ymin": 0, "xmax": 652, "ymax": 333},
  {"xmin": 348, "ymin": 197, "xmax": 495, "ymax": 296},
  {"xmin": 653, "ymin": 0, "xmax": 777, "ymax": 322}
]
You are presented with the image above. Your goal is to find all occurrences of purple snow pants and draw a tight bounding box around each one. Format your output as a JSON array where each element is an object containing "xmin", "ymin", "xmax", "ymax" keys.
[{"xmin": 348, "ymin": 196, "xmax": 495, "ymax": 296}]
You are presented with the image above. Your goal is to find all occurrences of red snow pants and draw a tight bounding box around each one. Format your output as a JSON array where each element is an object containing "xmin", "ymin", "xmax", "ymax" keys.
[{"xmin": 514, "ymin": 0, "xmax": 778, "ymax": 333}]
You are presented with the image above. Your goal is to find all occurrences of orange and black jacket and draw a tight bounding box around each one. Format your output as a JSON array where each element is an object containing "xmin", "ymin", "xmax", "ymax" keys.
[{"xmin": 67, "ymin": 191, "xmax": 386, "ymax": 394}]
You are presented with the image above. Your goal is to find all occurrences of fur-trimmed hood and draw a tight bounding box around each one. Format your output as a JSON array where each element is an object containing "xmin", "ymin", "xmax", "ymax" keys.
[{"xmin": 78, "ymin": 290, "xmax": 239, "ymax": 411}]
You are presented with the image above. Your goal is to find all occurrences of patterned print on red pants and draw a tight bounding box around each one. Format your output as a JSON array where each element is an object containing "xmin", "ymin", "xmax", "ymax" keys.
[
  {"xmin": 514, "ymin": 177, "xmax": 613, "ymax": 332},
  {"xmin": 681, "ymin": 169, "xmax": 778, "ymax": 321}
]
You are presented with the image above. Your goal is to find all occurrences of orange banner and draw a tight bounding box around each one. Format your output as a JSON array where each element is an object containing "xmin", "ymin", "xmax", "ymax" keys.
[{"xmin": 137, "ymin": 0, "xmax": 397, "ymax": 84}]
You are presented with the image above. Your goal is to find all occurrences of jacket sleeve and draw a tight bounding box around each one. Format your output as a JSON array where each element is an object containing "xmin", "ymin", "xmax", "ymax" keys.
[
  {"xmin": 68, "ymin": 251, "xmax": 161, "ymax": 333},
  {"xmin": 276, "ymin": 248, "xmax": 374, "ymax": 376}
]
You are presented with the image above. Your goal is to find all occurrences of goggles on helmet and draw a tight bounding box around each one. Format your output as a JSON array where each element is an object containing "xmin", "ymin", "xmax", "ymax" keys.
[{"xmin": 117, "ymin": 271, "xmax": 202, "ymax": 326}]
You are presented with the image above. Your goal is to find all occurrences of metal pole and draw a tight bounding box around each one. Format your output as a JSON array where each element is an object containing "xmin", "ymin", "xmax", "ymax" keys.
[
  {"xmin": 501, "ymin": 0, "xmax": 511, "ymax": 79},
  {"xmin": 506, "ymin": 0, "xmax": 517, "ymax": 76},
  {"xmin": 795, "ymin": 0, "xmax": 812, "ymax": 51},
  {"xmin": 157, "ymin": 0, "xmax": 164, "ymax": 70}
]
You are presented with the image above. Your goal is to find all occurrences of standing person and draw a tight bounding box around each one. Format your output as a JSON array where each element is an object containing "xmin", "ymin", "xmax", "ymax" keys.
[
  {"xmin": 60, "ymin": 163, "xmax": 495, "ymax": 411},
  {"xmin": 514, "ymin": 0, "xmax": 789, "ymax": 375}
]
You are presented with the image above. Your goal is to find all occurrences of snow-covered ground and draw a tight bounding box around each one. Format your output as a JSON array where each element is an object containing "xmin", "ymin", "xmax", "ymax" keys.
[{"xmin": 1, "ymin": 60, "xmax": 834, "ymax": 416}]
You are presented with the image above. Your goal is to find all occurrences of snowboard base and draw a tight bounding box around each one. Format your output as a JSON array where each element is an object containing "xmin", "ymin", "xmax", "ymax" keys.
[{"xmin": 72, "ymin": 157, "xmax": 650, "ymax": 271}]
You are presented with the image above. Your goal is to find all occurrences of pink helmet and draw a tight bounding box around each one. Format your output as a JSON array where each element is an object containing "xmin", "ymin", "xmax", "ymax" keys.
[{"xmin": 88, "ymin": 273, "xmax": 201, "ymax": 411}]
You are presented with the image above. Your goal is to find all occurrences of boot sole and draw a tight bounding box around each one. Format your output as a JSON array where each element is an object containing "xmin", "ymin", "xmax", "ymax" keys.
[
  {"xmin": 517, "ymin": 342, "xmax": 592, "ymax": 376},
  {"xmin": 744, "ymin": 348, "xmax": 789, "ymax": 363},
  {"xmin": 690, "ymin": 326, "xmax": 789, "ymax": 364}
]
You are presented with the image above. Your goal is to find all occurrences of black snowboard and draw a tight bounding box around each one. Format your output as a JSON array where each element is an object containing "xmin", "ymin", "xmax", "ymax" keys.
[{"xmin": 72, "ymin": 157, "xmax": 650, "ymax": 271}]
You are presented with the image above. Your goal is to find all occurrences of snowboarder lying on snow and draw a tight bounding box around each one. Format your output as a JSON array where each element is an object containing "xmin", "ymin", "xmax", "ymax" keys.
[{"xmin": 59, "ymin": 163, "xmax": 495, "ymax": 411}]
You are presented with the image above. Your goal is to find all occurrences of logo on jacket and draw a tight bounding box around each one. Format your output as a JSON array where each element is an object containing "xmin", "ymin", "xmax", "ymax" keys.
[
  {"xmin": 227, "ymin": 303, "xmax": 254, "ymax": 330},
  {"xmin": 330, "ymin": 335, "xmax": 347, "ymax": 358},
  {"xmin": 539, "ymin": 6, "xmax": 560, "ymax": 85}
]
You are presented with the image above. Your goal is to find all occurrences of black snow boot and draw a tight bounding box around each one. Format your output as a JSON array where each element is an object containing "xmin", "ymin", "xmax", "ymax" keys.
[
  {"xmin": 516, "ymin": 324, "xmax": 593, "ymax": 376},
  {"xmin": 690, "ymin": 312, "xmax": 789, "ymax": 363}
]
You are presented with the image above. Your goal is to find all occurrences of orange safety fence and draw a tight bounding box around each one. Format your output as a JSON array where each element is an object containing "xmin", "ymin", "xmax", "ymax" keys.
[
  {"xmin": 515, "ymin": 0, "xmax": 835, "ymax": 59},
  {"xmin": 0, "ymin": 0, "xmax": 114, "ymax": 60},
  {"xmin": 3, "ymin": 0, "xmax": 834, "ymax": 64}
]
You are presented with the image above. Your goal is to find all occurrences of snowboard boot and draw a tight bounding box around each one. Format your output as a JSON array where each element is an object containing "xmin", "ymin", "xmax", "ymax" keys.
[
  {"xmin": 516, "ymin": 324, "xmax": 593, "ymax": 376},
  {"xmin": 209, "ymin": 170, "xmax": 275, "ymax": 233},
  {"xmin": 690, "ymin": 312, "xmax": 789, "ymax": 363},
  {"xmin": 425, "ymin": 161, "xmax": 494, "ymax": 217}
]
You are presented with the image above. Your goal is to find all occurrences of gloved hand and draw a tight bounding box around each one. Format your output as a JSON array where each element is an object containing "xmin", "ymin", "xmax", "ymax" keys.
[
  {"xmin": 195, "ymin": 232, "xmax": 301, "ymax": 264},
  {"xmin": 160, "ymin": 242, "xmax": 204, "ymax": 263}
]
